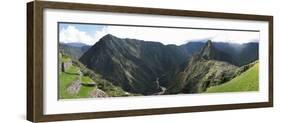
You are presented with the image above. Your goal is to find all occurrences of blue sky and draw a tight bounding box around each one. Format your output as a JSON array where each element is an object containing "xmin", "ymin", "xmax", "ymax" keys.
[
  {"xmin": 59, "ymin": 23, "xmax": 259, "ymax": 45},
  {"xmin": 59, "ymin": 23, "xmax": 105, "ymax": 37}
]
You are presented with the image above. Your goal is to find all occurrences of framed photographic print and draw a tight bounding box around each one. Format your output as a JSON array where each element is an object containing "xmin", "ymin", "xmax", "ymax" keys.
[{"xmin": 27, "ymin": 1, "xmax": 273, "ymax": 122}]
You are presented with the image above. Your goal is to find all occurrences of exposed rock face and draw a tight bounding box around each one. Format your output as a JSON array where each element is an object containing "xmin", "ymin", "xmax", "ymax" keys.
[
  {"xmin": 181, "ymin": 41, "xmax": 259, "ymax": 66},
  {"xmin": 79, "ymin": 34, "xmax": 259, "ymax": 95},
  {"xmin": 62, "ymin": 60, "xmax": 72, "ymax": 72},
  {"xmin": 67, "ymin": 80, "xmax": 82, "ymax": 95},
  {"xmin": 198, "ymin": 40, "xmax": 235, "ymax": 64},
  {"xmin": 167, "ymin": 40, "xmax": 239, "ymax": 93},
  {"xmin": 89, "ymin": 89, "xmax": 108, "ymax": 98}
]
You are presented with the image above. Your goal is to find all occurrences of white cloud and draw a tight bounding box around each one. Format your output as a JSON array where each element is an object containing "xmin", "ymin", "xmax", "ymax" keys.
[
  {"xmin": 59, "ymin": 25, "xmax": 94, "ymax": 45},
  {"xmin": 210, "ymin": 30, "xmax": 259, "ymax": 43},
  {"xmin": 93, "ymin": 26, "xmax": 259, "ymax": 45},
  {"xmin": 60, "ymin": 25, "xmax": 259, "ymax": 46}
]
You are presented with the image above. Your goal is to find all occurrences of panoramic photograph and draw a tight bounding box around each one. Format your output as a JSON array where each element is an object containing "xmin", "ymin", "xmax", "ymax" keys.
[{"xmin": 58, "ymin": 23, "xmax": 259, "ymax": 99}]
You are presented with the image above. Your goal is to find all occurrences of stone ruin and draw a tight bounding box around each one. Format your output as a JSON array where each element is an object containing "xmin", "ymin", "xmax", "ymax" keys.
[
  {"xmin": 61, "ymin": 60, "xmax": 72, "ymax": 72},
  {"xmin": 67, "ymin": 80, "xmax": 81, "ymax": 95}
]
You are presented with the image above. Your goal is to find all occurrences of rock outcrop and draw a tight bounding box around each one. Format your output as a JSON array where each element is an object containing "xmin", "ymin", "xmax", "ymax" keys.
[
  {"xmin": 89, "ymin": 89, "xmax": 108, "ymax": 98},
  {"xmin": 167, "ymin": 40, "xmax": 239, "ymax": 93},
  {"xmin": 62, "ymin": 60, "xmax": 72, "ymax": 72},
  {"xmin": 67, "ymin": 80, "xmax": 82, "ymax": 95}
]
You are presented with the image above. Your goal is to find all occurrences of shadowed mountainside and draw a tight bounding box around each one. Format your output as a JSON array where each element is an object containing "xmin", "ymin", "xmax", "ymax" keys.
[
  {"xmin": 78, "ymin": 34, "xmax": 259, "ymax": 94},
  {"xmin": 59, "ymin": 42, "xmax": 91, "ymax": 60}
]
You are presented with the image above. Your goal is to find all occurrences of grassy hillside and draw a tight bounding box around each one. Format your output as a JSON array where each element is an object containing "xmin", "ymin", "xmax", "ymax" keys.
[
  {"xmin": 206, "ymin": 63, "xmax": 259, "ymax": 93},
  {"xmin": 59, "ymin": 43, "xmax": 90, "ymax": 60},
  {"xmin": 59, "ymin": 65, "xmax": 97, "ymax": 99},
  {"xmin": 59, "ymin": 53, "xmax": 138, "ymax": 99}
]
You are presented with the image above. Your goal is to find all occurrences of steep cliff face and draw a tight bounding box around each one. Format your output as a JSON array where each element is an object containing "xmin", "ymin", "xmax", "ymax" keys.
[
  {"xmin": 167, "ymin": 40, "xmax": 239, "ymax": 93},
  {"xmin": 79, "ymin": 34, "xmax": 191, "ymax": 94},
  {"xmin": 79, "ymin": 34, "xmax": 259, "ymax": 95}
]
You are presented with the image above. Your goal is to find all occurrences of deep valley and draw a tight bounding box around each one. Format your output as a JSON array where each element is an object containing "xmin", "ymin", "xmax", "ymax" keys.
[{"xmin": 59, "ymin": 34, "xmax": 259, "ymax": 99}]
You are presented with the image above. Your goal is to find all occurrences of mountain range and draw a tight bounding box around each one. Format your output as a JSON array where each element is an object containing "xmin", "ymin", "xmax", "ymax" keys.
[
  {"xmin": 167, "ymin": 41, "xmax": 240, "ymax": 93},
  {"xmin": 73, "ymin": 34, "xmax": 259, "ymax": 95},
  {"xmin": 59, "ymin": 42, "xmax": 91, "ymax": 60}
]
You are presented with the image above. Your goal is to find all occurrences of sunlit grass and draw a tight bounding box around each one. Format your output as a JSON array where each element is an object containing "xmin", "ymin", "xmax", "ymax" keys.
[{"xmin": 206, "ymin": 63, "xmax": 259, "ymax": 93}]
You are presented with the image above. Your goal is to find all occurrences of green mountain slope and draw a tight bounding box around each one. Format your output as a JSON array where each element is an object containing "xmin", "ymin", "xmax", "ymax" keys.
[
  {"xmin": 59, "ymin": 53, "xmax": 139, "ymax": 99},
  {"xmin": 79, "ymin": 34, "xmax": 259, "ymax": 95},
  {"xmin": 59, "ymin": 43, "xmax": 90, "ymax": 60},
  {"xmin": 79, "ymin": 34, "xmax": 192, "ymax": 95},
  {"xmin": 206, "ymin": 63, "xmax": 259, "ymax": 93},
  {"xmin": 59, "ymin": 65, "xmax": 97, "ymax": 99}
]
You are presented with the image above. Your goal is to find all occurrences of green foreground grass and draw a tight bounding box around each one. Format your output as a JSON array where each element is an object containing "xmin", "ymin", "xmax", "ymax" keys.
[
  {"xmin": 59, "ymin": 65, "xmax": 96, "ymax": 99},
  {"xmin": 206, "ymin": 63, "xmax": 259, "ymax": 93},
  {"xmin": 61, "ymin": 54, "xmax": 71, "ymax": 62},
  {"xmin": 59, "ymin": 53, "xmax": 143, "ymax": 99},
  {"xmin": 59, "ymin": 64, "xmax": 137, "ymax": 99}
]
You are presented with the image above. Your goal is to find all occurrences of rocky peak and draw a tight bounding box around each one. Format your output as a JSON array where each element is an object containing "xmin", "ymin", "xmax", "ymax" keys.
[
  {"xmin": 100, "ymin": 34, "xmax": 118, "ymax": 41},
  {"xmin": 199, "ymin": 40, "xmax": 216, "ymax": 60},
  {"xmin": 94, "ymin": 34, "xmax": 120, "ymax": 49},
  {"xmin": 206, "ymin": 40, "xmax": 212, "ymax": 47}
]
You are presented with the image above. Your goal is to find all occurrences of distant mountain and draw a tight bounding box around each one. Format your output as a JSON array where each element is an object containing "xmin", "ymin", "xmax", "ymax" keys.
[
  {"xmin": 180, "ymin": 41, "xmax": 259, "ymax": 66},
  {"xmin": 79, "ymin": 34, "xmax": 259, "ymax": 94},
  {"xmin": 59, "ymin": 42, "xmax": 91, "ymax": 60},
  {"xmin": 236, "ymin": 42, "xmax": 259, "ymax": 66},
  {"xmin": 166, "ymin": 41, "xmax": 240, "ymax": 93},
  {"xmin": 179, "ymin": 41, "xmax": 205, "ymax": 59},
  {"xmin": 66, "ymin": 42, "xmax": 89, "ymax": 47},
  {"xmin": 196, "ymin": 40, "xmax": 235, "ymax": 64}
]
